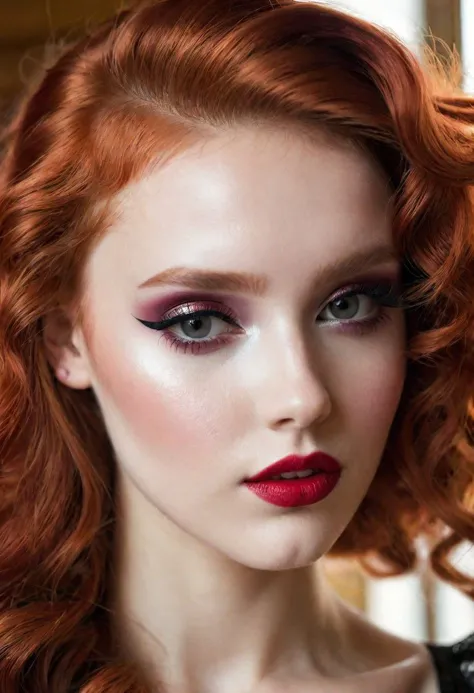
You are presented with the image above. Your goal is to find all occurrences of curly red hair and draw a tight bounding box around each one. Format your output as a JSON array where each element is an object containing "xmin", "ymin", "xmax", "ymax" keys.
[{"xmin": 1, "ymin": 0, "xmax": 474, "ymax": 690}]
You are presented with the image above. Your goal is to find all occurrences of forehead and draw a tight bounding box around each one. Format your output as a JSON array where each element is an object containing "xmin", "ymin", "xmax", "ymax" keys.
[
  {"xmin": 115, "ymin": 124, "xmax": 390, "ymax": 219},
  {"xmin": 88, "ymin": 125, "xmax": 393, "ymax": 289}
]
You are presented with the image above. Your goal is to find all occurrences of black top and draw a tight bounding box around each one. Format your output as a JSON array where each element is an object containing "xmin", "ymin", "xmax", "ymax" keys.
[{"xmin": 426, "ymin": 632, "xmax": 474, "ymax": 692}]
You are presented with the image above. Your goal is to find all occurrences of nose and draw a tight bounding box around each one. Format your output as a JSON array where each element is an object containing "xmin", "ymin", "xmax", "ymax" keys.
[{"xmin": 254, "ymin": 330, "xmax": 332, "ymax": 432}]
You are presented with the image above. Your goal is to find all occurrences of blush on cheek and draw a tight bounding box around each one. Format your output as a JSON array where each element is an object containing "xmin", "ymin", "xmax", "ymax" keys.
[
  {"xmin": 88, "ymin": 341, "xmax": 227, "ymax": 471},
  {"xmin": 357, "ymin": 367, "xmax": 405, "ymax": 435}
]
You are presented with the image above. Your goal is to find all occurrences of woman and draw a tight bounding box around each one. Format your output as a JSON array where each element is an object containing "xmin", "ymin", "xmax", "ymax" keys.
[{"xmin": 1, "ymin": 0, "xmax": 473, "ymax": 691}]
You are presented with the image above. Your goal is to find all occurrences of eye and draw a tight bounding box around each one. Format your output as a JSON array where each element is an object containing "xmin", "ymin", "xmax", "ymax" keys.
[
  {"xmin": 318, "ymin": 294, "xmax": 376, "ymax": 322},
  {"xmin": 134, "ymin": 279, "xmax": 403, "ymax": 355},
  {"xmin": 134, "ymin": 303, "xmax": 242, "ymax": 355},
  {"xmin": 172, "ymin": 313, "xmax": 230, "ymax": 340}
]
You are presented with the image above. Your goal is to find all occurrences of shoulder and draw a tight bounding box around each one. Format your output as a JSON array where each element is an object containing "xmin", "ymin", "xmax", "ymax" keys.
[
  {"xmin": 426, "ymin": 632, "xmax": 474, "ymax": 692},
  {"xmin": 335, "ymin": 605, "xmax": 447, "ymax": 692}
]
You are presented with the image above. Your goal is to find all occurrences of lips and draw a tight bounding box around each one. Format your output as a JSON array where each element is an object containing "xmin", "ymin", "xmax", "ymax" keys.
[
  {"xmin": 245, "ymin": 452, "xmax": 342, "ymax": 482},
  {"xmin": 244, "ymin": 452, "xmax": 342, "ymax": 508}
]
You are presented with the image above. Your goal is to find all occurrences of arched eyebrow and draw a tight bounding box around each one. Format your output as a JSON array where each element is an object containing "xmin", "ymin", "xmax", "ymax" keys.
[{"xmin": 137, "ymin": 244, "xmax": 399, "ymax": 296}]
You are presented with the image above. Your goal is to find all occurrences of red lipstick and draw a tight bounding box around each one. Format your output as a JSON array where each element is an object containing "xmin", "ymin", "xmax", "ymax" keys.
[{"xmin": 244, "ymin": 452, "xmax": 342, "ymax": 508}]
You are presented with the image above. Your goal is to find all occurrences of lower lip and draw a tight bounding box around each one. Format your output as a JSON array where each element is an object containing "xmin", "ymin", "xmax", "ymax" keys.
[{"xmin": 244, "ymin": 472, "xmax": 341, "ymax": 508}]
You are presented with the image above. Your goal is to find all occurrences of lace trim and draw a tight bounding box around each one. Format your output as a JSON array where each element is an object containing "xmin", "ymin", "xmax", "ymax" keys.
[
  {"xmin": 426, "ymin": 632, "xmax": 474, "ymax": 692},
  {"xmin": 453, "ymin": 634, "xmax": 474, "ymax": 689}
]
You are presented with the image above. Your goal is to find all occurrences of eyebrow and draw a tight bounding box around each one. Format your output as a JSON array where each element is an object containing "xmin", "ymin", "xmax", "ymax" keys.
[{"xmin": 137, "ymin": 245, "xmax": 399, "ymax": 295}]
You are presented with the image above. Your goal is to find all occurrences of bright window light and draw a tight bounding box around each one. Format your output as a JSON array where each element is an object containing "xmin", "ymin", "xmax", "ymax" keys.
[
  {"xmin": 303, "ymin": 0, "xmax": 426, "ymax": 51},
  {"xmin": 461, "ymin": 0, "xmax": 474, "ymax": 93}
]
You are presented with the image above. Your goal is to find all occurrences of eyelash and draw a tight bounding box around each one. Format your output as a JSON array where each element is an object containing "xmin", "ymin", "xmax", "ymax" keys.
[{"xmin": 136, "ymin": 280, "xmax": 403, "ymax": 355}]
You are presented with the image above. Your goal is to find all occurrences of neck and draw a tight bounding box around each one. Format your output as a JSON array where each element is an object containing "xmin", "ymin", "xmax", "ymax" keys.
[{"xmin": 109, "ymin": 474, "xmax": 352, "ymax": 693}]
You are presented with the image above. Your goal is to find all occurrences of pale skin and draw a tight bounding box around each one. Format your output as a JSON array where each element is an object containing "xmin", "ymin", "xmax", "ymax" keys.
[{"xmin": 44, "ymin": 125, "xmax": 440, "ymax": 693}]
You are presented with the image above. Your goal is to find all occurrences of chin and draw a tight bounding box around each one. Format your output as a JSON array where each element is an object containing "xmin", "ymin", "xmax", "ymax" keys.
[
  {"xmin": 224, "ymin": 528, "xmax": 331, "ymax": 571},
  {"xmin": 235, "ymin": 548, "xmax": 323, "ymax": 572}
]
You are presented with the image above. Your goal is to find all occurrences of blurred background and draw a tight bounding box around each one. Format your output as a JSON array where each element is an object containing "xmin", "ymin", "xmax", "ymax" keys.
[{"xmin": 0, "ymin": 0, "xmax": 473, "ymax": 644}]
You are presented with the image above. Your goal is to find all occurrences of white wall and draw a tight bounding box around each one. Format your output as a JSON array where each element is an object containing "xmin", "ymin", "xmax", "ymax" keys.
[
  {"xmin": 461, "ymin": 0, "xmax": 474, "ymax": 93},
  {"xmin": 311, "ymin": 0, "xmax": 425, "ymax": 50},
  {"xmin": 434, "ymin": 542, "xmax": 474, "ymax": 643},
  {"xmin": 365, "ymin": 573, "xmax": 429, "ymax": 642},
  {"xmin": 364, "ymin": 544, "xmax": 474, "ymax": 643}
]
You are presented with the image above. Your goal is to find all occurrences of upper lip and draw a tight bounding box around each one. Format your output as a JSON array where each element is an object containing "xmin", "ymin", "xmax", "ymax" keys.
[{"xmin": 245, "ymin": 452, "xmax": 342, "ymax": 482}]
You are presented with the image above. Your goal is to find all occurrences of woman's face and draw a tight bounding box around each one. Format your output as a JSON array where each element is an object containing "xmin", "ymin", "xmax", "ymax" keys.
[{"xmin": 64, "ymin": 126, "xmax": 406, "ymax": 570}]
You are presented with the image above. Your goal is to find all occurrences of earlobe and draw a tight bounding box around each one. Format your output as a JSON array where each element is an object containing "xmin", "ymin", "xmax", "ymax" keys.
[
  {"xmin": 57, "ymin": 366, "xmax": 70, "ymax": 380},
  {"xmin": 43, "ymin": 309, "xmax": 94, "ymax": 390},
  {"xmin": 53, "ymin": 351, "xmax": 94, "ymax": 390},
  {"xmin": 55, "ymin": 365, "xmax": 92, "ymax": 390}
]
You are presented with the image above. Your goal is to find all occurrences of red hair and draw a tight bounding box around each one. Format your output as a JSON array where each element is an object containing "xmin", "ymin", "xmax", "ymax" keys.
[{"xmin": 1, "ymin": 0, "xmax": 474, "ymax": 689}]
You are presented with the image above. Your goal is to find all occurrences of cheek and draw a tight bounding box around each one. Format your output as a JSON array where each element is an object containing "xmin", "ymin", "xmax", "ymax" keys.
[
  {"xmin": 321, "ymin": 313, "xmax": 406, "ymax": 450},
  {"xmin": 87, "ymin": 336, "xmax": 234, "ymax": 465},
  {"xmin": 363, "ymin": 363, "xmax": 404, "ymax": 412},
  {"xmin": 346, "ymin": 346, "xmax": 406, "ymax": 440}
]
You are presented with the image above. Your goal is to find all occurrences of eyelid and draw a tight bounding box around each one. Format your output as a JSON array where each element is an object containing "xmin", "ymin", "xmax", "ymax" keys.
[
  {"xmin": 163, "ymin": 301, "xmax": 239, "ymax": 324},
  {"xmin": 135, "ymin": 301, "xmax": 241, "ymax": 333},
  {"xmin": 324, "ymin": 279, "xmax": 403, "ymax": 309},
  {"xmin": 133, "ymin": 277, "xmax": 404, "ymax": 356},
  {"xmin": 134, "ymin": 276, "xmax": 403, "ymax": 328}
]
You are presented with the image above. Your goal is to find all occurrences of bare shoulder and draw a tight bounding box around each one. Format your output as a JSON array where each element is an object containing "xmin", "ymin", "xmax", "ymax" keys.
[
  {"xmin": 335, "ymin": 607, "xmax": 441, "ymax": 693},
  {"xmin": 262, "ymin": 606, "xmax": 441, "ymax": 693},
  {"xmin": 369, "ymin": 639, "xmax": 440, "ymax": 693},
  {"xmin": 265, "ymin": 622, "xmax": 441, "ymax": 693},
  {"xmin": 269, "ymin": 650, "xmax": 439, "ymax": 693}
]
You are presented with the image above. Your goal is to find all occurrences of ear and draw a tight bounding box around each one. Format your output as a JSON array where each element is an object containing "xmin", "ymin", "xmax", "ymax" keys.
[{"xmin": 42, "ymin": 308, "xmax": 93, "ymax": 390}]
